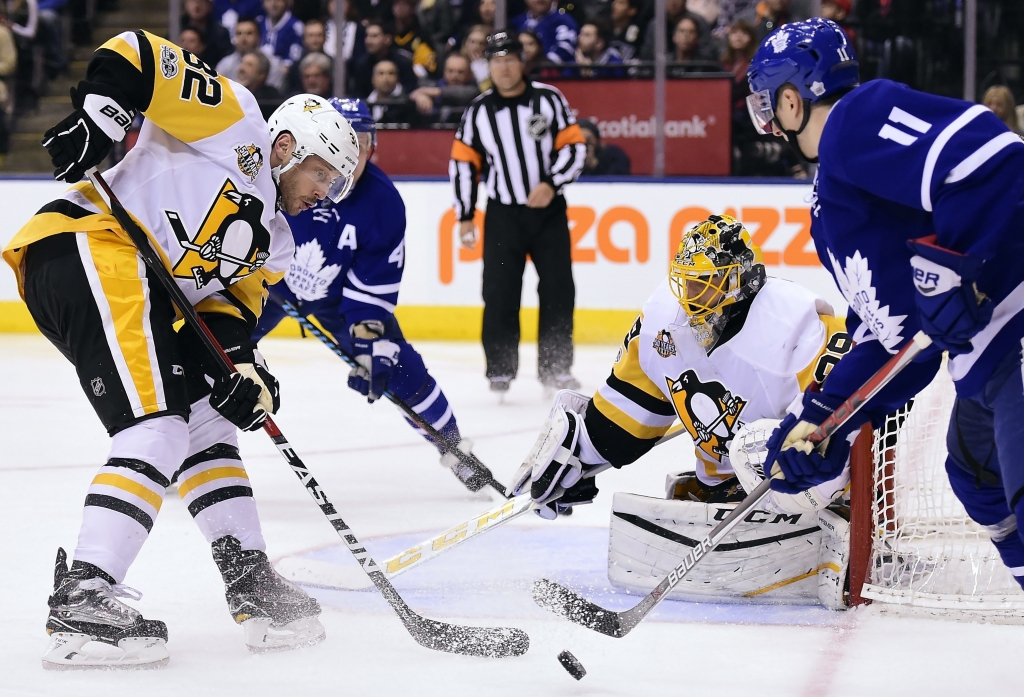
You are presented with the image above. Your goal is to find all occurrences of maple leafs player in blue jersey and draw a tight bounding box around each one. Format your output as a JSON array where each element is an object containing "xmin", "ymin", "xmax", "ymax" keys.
[
  {"xmin": 254, "ymin": 98, "xmax": 480, "ymax": 492},
  {"xmin": 746, "ymin": 18, "xmax": 1024, "ymax": 590}
]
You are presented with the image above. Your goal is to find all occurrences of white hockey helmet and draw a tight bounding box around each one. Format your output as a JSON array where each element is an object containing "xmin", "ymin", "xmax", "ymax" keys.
[{"xmin": 268, "ymin": 94, "xmax": 361, "ymax": 203}]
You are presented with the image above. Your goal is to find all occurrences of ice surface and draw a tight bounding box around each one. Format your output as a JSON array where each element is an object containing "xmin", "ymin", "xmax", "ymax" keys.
[{"xmin": 1, "ymin": 335, "xmax": 1020, "ymax": 696}]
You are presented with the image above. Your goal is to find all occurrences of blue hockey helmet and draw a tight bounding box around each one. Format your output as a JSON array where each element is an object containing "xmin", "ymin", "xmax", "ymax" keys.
[
  {"xmin": 328, "ymin": 97, "xmax": 377, "ymax": 150},
  {"xmin": 745, "ymin": 18, "xmax": 859, "ymax": 137}
]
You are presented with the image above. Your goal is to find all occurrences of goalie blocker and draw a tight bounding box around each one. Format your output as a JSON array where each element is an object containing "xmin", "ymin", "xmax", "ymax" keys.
[{"xmin": 609, "ymin": 419, "xmax": 850, "ymax": 609}]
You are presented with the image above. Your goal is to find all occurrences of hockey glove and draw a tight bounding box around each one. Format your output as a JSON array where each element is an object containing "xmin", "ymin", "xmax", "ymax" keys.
[
  {"xmin": 210, "ymin": 362, "xmax": 280, "ymax": 432},
  {"xmin": 907, "ymin": 236, "xmax": 993, "ymax": 355},
  {"xmin": 762, "ymin": 390, "xmax": 852, "ymax": 494},
  {"xmin": 42, "ymin": 85, "xmax": 135, "ymax": 183},
  {"xmin": 347, "ymin": 321, "xmax": 401, "ymax": 403}
]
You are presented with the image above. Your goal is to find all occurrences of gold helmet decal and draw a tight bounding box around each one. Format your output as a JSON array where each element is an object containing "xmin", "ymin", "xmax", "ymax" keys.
[
  {"xmin": 166, "ymin": 179, "xmax": 271, "ymax": 290},
  {"xmin": 668, "ymin": 214, "xmax": 765, "ymax": 350},
  {"xmin": 303, "ymin": 97, "xmax": 323, "ymax": 112}
]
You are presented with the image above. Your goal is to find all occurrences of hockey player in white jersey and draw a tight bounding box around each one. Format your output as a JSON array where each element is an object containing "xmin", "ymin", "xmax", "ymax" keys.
[
  {"xmin": 3, "ymin": 31, "xmax": 359, "ymax": 667},
  {"xmin": 513, "ymin": 214, "xmax": 857, "ymax": 605}
]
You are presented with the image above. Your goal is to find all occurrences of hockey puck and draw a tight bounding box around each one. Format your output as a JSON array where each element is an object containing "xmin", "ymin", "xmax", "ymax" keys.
[{"xmin": 557, "ymin": 650, "xmax": 586, "ymax": 680}]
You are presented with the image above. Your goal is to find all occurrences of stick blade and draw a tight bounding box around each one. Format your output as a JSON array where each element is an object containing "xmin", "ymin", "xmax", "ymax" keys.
[
  {"xmin": 408, "ymin": 618, "xmax": 530, "ymax": 658},
  {"xmin": 531, "ymin": 579, "xmax": 626, "ymax": 638}
]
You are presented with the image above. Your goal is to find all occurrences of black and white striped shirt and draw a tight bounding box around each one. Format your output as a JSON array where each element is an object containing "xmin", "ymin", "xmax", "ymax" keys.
[{"xmin": 449, "ymin": 82, "xmax": 587, "ymax": 220}]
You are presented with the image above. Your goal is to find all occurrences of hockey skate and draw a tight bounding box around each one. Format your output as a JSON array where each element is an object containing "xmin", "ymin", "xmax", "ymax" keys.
[
  {"xmin": 212, "ymin": 535, "xmax": 325, "ymax": 653},
  {"xmin": 43, "ymin": 548, "xmax": 169, "ymax": 670}
]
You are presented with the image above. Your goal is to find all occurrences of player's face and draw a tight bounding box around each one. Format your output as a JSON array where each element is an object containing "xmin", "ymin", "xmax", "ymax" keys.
[
  {"xmin": 280, "ymin": 155, "xmax": 342, "ymax": 215},
  {"xmin": 684, "ymin": 275, "xmax": 727, "ymax": 314}
]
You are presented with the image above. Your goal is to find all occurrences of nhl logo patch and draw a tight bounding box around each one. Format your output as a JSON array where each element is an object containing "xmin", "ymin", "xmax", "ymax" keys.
[
  {"xmin": 527, "ymin": 114, "xmax": 550, "ymax": 141},
  {"xmin": 234, "ymin": 143, "xmax": 264, "ymax": 182},
  {"xmin": 91, "ymin": 377, "xmax": 106, "ymax": 397},
  {"xmin": 160, "ymin": 44, "xmax": 179, "ymax": 79},
  {"xmin": 653, "ymin": 330, "xmax": 676, "ymax": 358}
]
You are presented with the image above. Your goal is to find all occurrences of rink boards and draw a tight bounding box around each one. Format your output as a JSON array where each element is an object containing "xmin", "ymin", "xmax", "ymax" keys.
[{"xmin": 0, "ymin": 176, "xmax": 839, "ymax": 341}]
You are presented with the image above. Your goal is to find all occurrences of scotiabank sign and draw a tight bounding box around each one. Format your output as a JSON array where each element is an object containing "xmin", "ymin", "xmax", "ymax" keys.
[
  {"xmin": 557, "ymin": 79, "xmax": 732, "ymax": 176},
  {"xmin": 371, "ymin": 78, "xmax": 733, "ymax": 176}
]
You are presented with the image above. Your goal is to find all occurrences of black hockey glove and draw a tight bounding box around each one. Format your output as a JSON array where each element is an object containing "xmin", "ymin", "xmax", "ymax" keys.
[
  {"xmin": 210, "ymin": 363, "xmax": 280, "ymax": 432},
  {"xmin": 42, "ymin": 85, "xmax": 135, "ymax": 183}
]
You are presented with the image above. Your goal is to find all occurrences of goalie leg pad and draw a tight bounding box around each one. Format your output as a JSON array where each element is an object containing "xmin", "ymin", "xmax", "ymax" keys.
[
  {"xmin": 608, "ymin": 492, "xmax": 824, "ymax": 604},
  {"xmin": 817, "ymin": 508, "xmax": 850, "ymax": 610}
]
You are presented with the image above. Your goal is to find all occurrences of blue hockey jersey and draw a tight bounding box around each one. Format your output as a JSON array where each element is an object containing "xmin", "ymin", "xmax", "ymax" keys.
[
  {"xmin": 511, "ymin": 8, "xmax": 578, "ymax": 63},
  {"xmin": 810, "ymin": 79, "xmax": 1024, "ymax": 423},
  {"xmin": 261, "ymin": 11, "xmax": 304, "ymax": 64},
  {"xmin": 272, "ymin": 162, "xmax": 406, "ymax": 331}
]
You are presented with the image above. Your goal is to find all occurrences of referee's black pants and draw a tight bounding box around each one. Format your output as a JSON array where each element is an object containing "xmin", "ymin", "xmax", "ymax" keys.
[{"xmin": 481, "ymin": 196, "xmax": 575, "ymax": 380}]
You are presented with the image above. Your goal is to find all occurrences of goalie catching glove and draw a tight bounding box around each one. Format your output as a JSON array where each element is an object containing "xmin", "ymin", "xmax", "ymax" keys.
[
  {"xmin": 512, "ymin": 390, "xmax": 611, "ymax": 519},
  {"xmin": 347, "ymin": 321, "xmax": 401, "ymax": 403},
  {"xmin": 210, "ymin": 354, "xmax": 280, "ymax": 432}
]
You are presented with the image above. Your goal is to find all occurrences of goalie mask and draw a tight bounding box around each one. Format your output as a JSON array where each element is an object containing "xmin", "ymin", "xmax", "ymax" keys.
[{"xmin": 668, "ymin": 215, "xmax": 766, "ymax": 351}]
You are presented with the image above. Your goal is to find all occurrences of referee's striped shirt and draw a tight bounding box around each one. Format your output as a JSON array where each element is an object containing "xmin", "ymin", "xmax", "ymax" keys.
[{"xmin": 449, "ymin": 82, "xmax": 587, "ymax": 220}]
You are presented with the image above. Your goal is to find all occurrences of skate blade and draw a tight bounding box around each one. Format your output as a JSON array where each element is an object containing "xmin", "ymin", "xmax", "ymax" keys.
[
  {"xmin": 243, "ymin": 616, "xmax": 326, "ymax": 653},
  {"xmin": 42, "ymin": 632, "xmax": 169, "ymax": 670}
]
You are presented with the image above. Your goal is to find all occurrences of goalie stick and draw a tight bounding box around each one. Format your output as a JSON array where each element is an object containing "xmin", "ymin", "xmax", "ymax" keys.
[
  {"xmin": 278, "ymin": 427, "xmax": 687, "ymax": 591},
  {"xmin": 86, "ymin": 169, "xmax": 529, "ymax": 659},
  {"xmin": 267, "ymin": 289, "xmax": 508, "ymax": 497},
  {"xmin": 532, "ymin": 331, "xmax": 934, "ymax": 638}
]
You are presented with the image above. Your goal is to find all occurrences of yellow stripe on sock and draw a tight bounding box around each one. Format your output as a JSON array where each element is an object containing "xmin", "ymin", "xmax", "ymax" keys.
[
  {"xmin": 177, "ymin": 467, "xmax": 250, "ymax": 498},
  {"xmin": 92, "ymin": 473, "xmax": 163, "ymax": 511}
]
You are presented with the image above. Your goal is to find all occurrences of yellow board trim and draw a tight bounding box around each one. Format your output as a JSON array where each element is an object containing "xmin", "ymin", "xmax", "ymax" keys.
[
  {"xmin": 0, "ymin": 303, "xmax": 639, "ymax": 344},
  {"xmin": 92, "ymin": 473, "xmax": 163, "ymax": 511},
  {"xmin": 742, "ymin": 562, "xmax": 841, "ymax": 598},
  {"xmin": 178, "ymin": 466, "xmax": 250, "ymax": 498}
]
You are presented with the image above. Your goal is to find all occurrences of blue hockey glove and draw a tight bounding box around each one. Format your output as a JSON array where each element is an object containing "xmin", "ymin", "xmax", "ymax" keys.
[
  {"xmin": 908, "ymin": 236, "xmax": 993, "ymax": 355},
  {"xmin": 762, "ymin": 390, "xmax": 852, "ymax": 494},
  {"xmin": 347, "ymin": 322, "xmax": 400, "ymax": 403}
]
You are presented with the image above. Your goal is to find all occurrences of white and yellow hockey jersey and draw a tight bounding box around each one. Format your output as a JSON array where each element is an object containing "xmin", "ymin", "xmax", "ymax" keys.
[
  {"xmin": 3, "ymin": 30, "xmax": 291, "ymax": 327},
  {"xmin": 586, "ymin": 277, "xmax": 852, "ymax": 484}
]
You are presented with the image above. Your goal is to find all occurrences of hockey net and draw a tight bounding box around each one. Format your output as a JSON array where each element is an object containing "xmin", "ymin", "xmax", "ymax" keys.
[{"xmin": 847, "ymin": 367, "xmax": 1024, "ymax": 621}]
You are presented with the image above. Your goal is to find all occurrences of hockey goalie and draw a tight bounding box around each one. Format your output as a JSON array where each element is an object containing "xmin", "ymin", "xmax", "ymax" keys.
[{"xmin": 512, "ymin": 214, "xmax": 859, "ymax": 608}]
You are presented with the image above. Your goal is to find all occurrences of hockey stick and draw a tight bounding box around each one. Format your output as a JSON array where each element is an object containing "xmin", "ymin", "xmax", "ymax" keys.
[
  {"xmin": 86, "ymin": 169, "xmax": 529, "ymax": 659},
  {"xmin": 279, "ymin": 427, "xmax": 688, "ymax": 591},
  {"xmin": 266, "ymin": 289, "xmax": 508, "ymax": 497},
  {"xmin": 532, "ymin": 331, "xmax": 934, "ymax": 638}
]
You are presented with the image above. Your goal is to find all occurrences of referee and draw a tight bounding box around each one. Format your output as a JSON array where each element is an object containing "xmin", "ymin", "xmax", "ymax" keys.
[{"xmin": 449, "ymin": 31, "xmax": 587, "ymax": 394}]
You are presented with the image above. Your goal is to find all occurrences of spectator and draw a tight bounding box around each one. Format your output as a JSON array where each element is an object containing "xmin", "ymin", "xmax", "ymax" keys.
[
  {"xmin": 6, "ymin": 0, "xmax": 37, "ymax": 44},
  {"xmin": 217, "ymin": 17, "xmax": 283, "ymax": 87},
  {"xmin": 744, "ymin": 0, "xmax": 791, "ymax": 42},
  {"xmin": 37, "ymin": 0, "xmax": 66, "ymax": 78},
  {"xmin": 392, "ymin": 0, "xmax": 437, "ymax": 78},
  {"xmin": 368, "ymin": 59, "xmax": 414, "ymax": 124},
  {"xmin": 667, "ymin": 16, "xmax": 720, "ymax": 74},
  {"xmin": 285, "ymin": 18, "xmax": 331, "ymax": 94},
  {"xmin": 324, "ymin": 0, "xmax": 366, "ymax": 63},
  {"xmin": 300, "ymin": 50, "xmax": 333, "ymax": 98},
  {"xmin": 213, "ymin": 0, "xmax": 263, "ymax": 34},
  {"xmin": 410, "ymin": 52, "xmax": 480, "ymax": 123},
  {"xmin": 982, "ymin": 86, "xmax": 1023, "ymax": 137},
  {"xmin": 579, "ymin": 119, "xmax": 630, "ymax": 175},
  {"xmin": 518, "ymin": 28, "xmax": 545, "ymax": 77},
  {"xmin": 461, "ymin": 23, "xmax": 491, "ymax": 89},
  {"xmin": 608, "ymin": 0, "xmax": 643, "ymax": 62},
  {"xmin": 236, "ymin": 49, "xmax": 281, "ymax": 101},
  {"xmin": 419, "ymin": 0, "xmax": 456, "ymax": 53},
  {"xmin": 350, "ymin": 19, "xmax": 419, "ymax": 99},
  {"xmin": 351, "ymin": 0, "xmax": 392, "ymax": 21},
  {"xmin": 641, "ymin": 0, "xmax": 709, "ymax": 61},
  {"xmin": 178, "ymin": 27, "xmax": 207, "ymax": 60},
  {"xmin": 719, "ymin": 19, "xmax": 755, "ymax": 107},
  {"xmin": 458, "ymin": 0, "xmax": 497, "ymax": 37},
  {"xmin": 182, "ymin": 0, "xmax": 233, "ymax": 67},
  {"xmin": 261, "ymin": 0, "xmax": 305, "ymax": 67},
  {"xmin": 575, "ymin": 20, "xmax": 623, "ymax": 67},
  {"xmin": 510, "ymin": 0, "xmax": 578, "ymax": 64},
  {"xmin": 819, "ymin": 0, "xmax": 853, "ymax": 41},
  {"xmin": 688, "ymin": 0, "xmax": 720, "ymax": 26}
]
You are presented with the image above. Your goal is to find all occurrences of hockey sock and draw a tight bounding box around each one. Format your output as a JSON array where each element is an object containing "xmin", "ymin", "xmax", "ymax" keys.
[
  {"xmin": 73, "ymin": 415, "xmax": 188, "ymax": 582},
  {"xmin": 400, "ymin": 375, "xmax": 460, "ymax": 453}
]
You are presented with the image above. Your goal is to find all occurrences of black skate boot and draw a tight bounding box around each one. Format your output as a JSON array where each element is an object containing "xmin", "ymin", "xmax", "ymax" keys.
[
  {"xmin": 212, "ymin": 535, "xmax": 325, "ymax": 653},
  {"xmin": 43, "ymin": 548, "xmax": 169, "ymax": 670}
]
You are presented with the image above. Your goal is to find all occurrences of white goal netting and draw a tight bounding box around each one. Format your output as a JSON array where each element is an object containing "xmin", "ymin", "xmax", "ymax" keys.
[{"xmin": 859, "ymin": 368, "xmax": 1024, "ymax": 619}]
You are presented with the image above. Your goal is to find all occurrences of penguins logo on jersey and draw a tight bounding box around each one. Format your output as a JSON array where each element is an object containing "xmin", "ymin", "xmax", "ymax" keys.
[
  {"xmin": 653, "ymin": 330, "xmax": 676, "ymax": 358},
  {"xmin": 665, "ymin": 370, "xmax": 746, "ymax": 461},
  {"xmin": 234, "ymin": 143, "xmax": 263, "ymax": 182},
  {"xmin": 166, "ymin": 179, "xmax": 271, "ymax": 290}
]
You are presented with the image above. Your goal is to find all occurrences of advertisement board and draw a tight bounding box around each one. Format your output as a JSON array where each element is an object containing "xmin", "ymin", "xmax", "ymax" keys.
[{"xmin": 0, "ymin": 178, "xmax": 840, "ymax": 341}]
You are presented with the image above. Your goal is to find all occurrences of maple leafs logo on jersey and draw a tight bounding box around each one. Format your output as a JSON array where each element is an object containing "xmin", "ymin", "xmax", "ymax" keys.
[
  {"xmin": 286, "ymin": 239, "xmax": 341, "ymax": 301},
  {"xmin": 828, "ymin": 249, "xmax": 907, "ymax": 352},
  {"xmin": 665, "ymin": 370, "xmax": 746, "ymax": 462}
]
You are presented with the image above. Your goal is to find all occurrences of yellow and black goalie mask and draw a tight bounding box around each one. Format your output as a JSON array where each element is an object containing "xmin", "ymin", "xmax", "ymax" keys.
[{"xmin": 668, "ymin": 215, "xmax": 765, "ymax": 350}]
